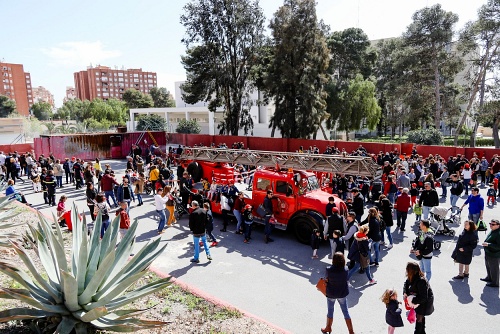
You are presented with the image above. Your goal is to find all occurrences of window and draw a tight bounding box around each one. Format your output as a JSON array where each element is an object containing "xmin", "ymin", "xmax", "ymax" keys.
[
  {"xmin": 256, "ymin": 178, "xmax": 271, "ymax": 191},
  {"xmin": 118, "ymin": 72, "xmax": 123, "ymax": 77},
  {"xmin": 276, "ymin": 181, "xmax": 293, "ymax": 195},
  {"xmin": 134, "ymin": 73, "xmax": 138, "ymax": 77}
]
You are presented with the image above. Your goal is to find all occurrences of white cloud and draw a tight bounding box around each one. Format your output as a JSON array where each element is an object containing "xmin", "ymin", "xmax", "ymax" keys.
[{"xmin": 42, "ymin": 41, "xmax": 121, "ymax": 67}]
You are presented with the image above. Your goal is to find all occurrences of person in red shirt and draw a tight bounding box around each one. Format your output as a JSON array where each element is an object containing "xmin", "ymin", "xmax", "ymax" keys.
[
  {"xmin": 116, "ymin": 201, "xmax": 130, "ymax": 241},
  {"xmin": 395, "ymin": 188, "xmax": 412, "ymax": 232}
]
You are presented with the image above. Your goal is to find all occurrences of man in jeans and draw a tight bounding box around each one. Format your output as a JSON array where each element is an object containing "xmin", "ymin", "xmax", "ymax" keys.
[
  {"xmin": 418, "ymin": 182, "xmax": 439, "ymax": 220},
  {"xmin": 154, "ymin": 188, "xmax": 169, "ymax": 234},
  {"xmin": 461, "ymin": 187, "xmax": 484, "ymax": 224},
  {"xmin": 449, "ymin": 174, "xmax": 463, "ymax": 213},
  {"xmin": 189, "ymin": 200, "xmax": 212, "ymax": 263},
  {"xmin": 101, "ymin": 170, "xmax": 119, "ymax": 208}
]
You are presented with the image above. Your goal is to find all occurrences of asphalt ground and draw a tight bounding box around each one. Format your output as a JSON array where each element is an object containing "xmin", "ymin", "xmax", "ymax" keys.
[{"xmin": 12, "ymin": 159, "xmax": 500, "ymax": 334}]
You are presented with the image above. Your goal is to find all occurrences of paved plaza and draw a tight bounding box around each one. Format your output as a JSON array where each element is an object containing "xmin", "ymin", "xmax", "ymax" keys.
[{"xmin": 12, "ymin": 159, "xmax": 500, "ymax": 333}]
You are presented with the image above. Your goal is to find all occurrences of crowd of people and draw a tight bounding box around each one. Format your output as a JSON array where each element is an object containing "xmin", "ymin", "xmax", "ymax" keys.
[
  {"xmin": 317, "ymin": 145, "xmax": 500, "ymax": 334},
  {"xmin": 2, "ymin": 142, "xmax": 499, "ymax": 334}
]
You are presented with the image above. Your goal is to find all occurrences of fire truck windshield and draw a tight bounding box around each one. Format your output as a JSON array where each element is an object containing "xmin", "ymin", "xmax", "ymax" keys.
[{"xmin": 307, "ymin": 175, "xmax": 320, "ymax": 191}]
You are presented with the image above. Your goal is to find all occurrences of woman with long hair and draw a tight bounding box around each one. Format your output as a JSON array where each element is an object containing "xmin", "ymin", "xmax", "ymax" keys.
[
  {"xmin": 321, "ymin": 252, "xmax": 354, "ymax": 334},
  {"xmin": 403, "ymin": 262, "xmax": 434, "ymax": 334},
  {"xmin": 86, "ymin": 182, "xmax": 97, "ymax": 222},
  {"xmin": 452, "ymin": 220, "xmax": 478, "ymax": 279},
  {"xmin": 163, "ymin": 185, "xmax": 176, "ymax": 226}
]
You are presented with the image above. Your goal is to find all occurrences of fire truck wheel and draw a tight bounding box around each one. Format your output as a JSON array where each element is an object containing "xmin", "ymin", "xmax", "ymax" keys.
[{"xmin": 293, "ymin": 215, "xmax": 318, "ymax": 244}]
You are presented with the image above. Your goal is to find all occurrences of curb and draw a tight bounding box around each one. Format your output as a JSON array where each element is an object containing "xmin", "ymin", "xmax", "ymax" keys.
[
  {"xmin": 148, "ymin": 265, "xmax": 291, "ymax": 334},
  {"xmin": 11, "ymin": 199, "xmax": 291, "ymax": 334}
]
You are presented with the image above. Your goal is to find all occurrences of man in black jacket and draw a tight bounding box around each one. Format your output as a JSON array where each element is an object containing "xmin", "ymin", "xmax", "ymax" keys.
[
  {"xmin": 263, "ymin": 190, "xmax": 274, "ymax": 243},
  {"xmin": 449, "ymin": 174, "xmax": 463, "ymax": 213},
  {"xmin": 419, "ymin": 182, "xmax": 439, "ymax": 220},
  {"xmin": 43, "ymin": 170, "xmax": 57, "ymax": 206},
  {"xmin": 351, "ymin": 188, "xmax": 364, "ymax": 223},
  {"xmin": 188, "ymin": 201, "xmax": 212, "ymax": 263}
]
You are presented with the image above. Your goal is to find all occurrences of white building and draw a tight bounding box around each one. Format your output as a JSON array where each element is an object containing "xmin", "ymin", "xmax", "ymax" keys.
[{"xmin": 128, "ymin": 81, "xmax": 278, "ymax": 137}]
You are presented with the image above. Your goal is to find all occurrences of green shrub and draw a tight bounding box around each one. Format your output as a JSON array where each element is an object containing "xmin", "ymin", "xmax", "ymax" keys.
[{"xmin": 406, "ymin": 128, "xmax": 443, "ymax": 145}]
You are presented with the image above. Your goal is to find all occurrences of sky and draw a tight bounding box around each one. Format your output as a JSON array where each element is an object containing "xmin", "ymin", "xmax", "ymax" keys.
[{"xmin": 1, "ymin": 0, "xmax": 489, "ymax": 107}]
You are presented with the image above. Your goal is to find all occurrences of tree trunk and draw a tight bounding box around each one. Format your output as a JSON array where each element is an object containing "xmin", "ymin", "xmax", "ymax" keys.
[
  {"xmin": 345, "ymin": 129, "xmax": 349, "ymax": 141},
  {"xmin": 470, "ymin": 68, "xmax": 487, "ymax": 147},
  {"xmin": 271, "ymin": 125, "xmax": 276, "ymax": 138},
  {"xmin": 433, "ymin": 58, "xmax": 442, "ymax": 130},
  {"xmin": 494, "ymin": 116, "xmax": 500, "ymax": 149},
  {"xmin": 319, "ymin": 123, "xmax": 328, "ymax": 140}
]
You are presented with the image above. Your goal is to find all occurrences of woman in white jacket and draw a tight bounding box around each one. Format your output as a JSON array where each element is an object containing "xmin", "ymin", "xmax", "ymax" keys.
[{"xmin": 462, "ymin": 163, "xmax": 473, "ymax": 195}]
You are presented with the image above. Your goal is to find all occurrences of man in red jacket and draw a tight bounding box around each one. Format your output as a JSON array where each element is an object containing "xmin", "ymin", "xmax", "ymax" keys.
[
  {"xmin": 101, "ymin": 170, "xmax": 119, "ymax": 208},
  {"xmin": 395, "ymin": 187, "xmax": 412, "ymax": 232}
]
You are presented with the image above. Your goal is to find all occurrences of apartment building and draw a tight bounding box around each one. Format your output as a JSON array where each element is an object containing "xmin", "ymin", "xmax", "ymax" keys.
[
  {"xmin": 73, "ymin": 65, "xmax": 157, "ymax": 101},
  {"xmin": 32, "ymin": 86, "xmax": 55, "ymax": 107},
  {"xmin": 64, "ymin": 86, "xmax": 77, "ymax": 103},
  {"xmin": 0, "ymin": 62, "xmax": 33, "ymax": 116}
]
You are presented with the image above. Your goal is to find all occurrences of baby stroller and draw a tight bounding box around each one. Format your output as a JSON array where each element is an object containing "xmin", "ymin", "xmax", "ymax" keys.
[
  {"xmin": 144, "ymin": 180, "xmax": 153, "ymax": 195},
  {"xmin": 429, "ymin": 206, "xmax": 456, "ymax": 237},
  {"xmin": 173, "ymin": 193, "xmax": 189, "ymax": 219}
]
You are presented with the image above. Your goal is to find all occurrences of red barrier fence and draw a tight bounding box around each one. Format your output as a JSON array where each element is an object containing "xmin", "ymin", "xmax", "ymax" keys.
[
  {"xmin": 34, "ymin": 132, "xmax": 500, "ymax": 162},
  {"xmin": 0, "ymin": 143, "xmax": 35, "ymax": 154}
]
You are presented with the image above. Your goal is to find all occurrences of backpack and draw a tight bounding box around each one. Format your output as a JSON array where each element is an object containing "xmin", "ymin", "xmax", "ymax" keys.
[{"xmin": 476, "ymin": 220, "xmax": 488, "ymax": 232}]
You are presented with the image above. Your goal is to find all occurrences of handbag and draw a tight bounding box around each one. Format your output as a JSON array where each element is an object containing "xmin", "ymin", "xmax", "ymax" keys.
[
  {"xmin": 359, "ymin": 252, "xmax": 370, "ymax": 269},
  {"xmin": 407, "ymin": 308, "xmax": 416, "ymax": 324},
  {"xmin": 256, "ymin": 204, "xmax": 267, "ymax": 217},
  {"xmin": 316, "ymin": 277, "xmax": 327, "ymax": 296}
]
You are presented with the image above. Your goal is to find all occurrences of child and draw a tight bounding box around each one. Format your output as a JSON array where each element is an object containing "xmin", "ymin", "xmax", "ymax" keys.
[
  {"xmin": 242, "ymin": 204, "xmax": 253, "ymax": 243},
  {"xmin": 413, "ymin": 203, "xmax": 422, "ymax": 223},
  {"xmin": 381, "ymin": 289, "xmax": 404, "ymax": 334},
  {"xmin": 487, "ymin": 183, "xmax": 496, "ymax": 205},
  {"xmin": 203, "ymin": 202, "xmax": 218, "ymax": 247},
  {"xmin": 311, "ymin": 229, "xmax": 321, "ymax": 259},
  {"xmin": 31, "ymin": 169, "xmax": 42, "ymax": 193},
  {"xmin": 116, "ymin": 202, "xmax": 130, "ymax": 241},
  {"xmin": 57, "ymin": 195, "xmax": 68, "ymax": 227},
  {"xmin": 331, "ymin": 230, "xmax": 345, "ymax": 254},
  {"xmin": 409, "ymin": 183, "xmax": 419, "ymax": 207}
]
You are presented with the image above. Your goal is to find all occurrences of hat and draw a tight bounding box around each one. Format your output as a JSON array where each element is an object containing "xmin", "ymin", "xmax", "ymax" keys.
[
  {"xmin": 465, "ymin": 163, "xmax": 470, "ymax": 168},
  {"xmin": 332, "ymin": 207, "xmax": 339, "ymax": 213}
]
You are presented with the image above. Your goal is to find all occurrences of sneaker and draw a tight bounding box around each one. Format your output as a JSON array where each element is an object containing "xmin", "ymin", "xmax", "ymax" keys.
[
  {"xmin": 368, "ymin": 279, "xmax": 377, "ymax": 285},
  {"xmin": 463, "ymin": 273, "xmax": 469, "ymax": 278},
  {"xmin": 243, "ymin": 239, "xmax": 249, "ymax": 243},
  {"xmin": 380, "ymin": 241, "xmax": 386, "ymax": 245},
  {"xmin": 452, "ymin": 275, "xmax": 464, "ymax": 280},
  {"xmin": 386, "ymin": 244, "xmax": 393, "ymax": 249},
  {"xmin": 211, "ymin": 241, "xmax": 218, "ymax": 247},
  {"xmin": 312, "ymin": 255, "xmax": 319, "ymax": 259},
  {"xmin": 207, "ymin": 256, "xmax": 212, "ymax": 261},
  {"xmin": 190, "ymin": 259, "xmax": 199, "ymax": 263},
  {"xmin": 400, "ymin": 228, "xmax": 405, "ymax": 232}
]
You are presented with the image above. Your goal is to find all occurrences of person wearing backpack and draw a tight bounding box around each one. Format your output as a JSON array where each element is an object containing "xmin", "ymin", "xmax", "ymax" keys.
[
  {"xmin": 449, "ymin": 174, "xmax": 464, "ymax": 213},
  {"xmin": 341, "ymin": 212, "xmax": 359, "ymax": 267},
  {"xmin": 324, "ymin": 207, "xmax": 347, "ymax": 258}
]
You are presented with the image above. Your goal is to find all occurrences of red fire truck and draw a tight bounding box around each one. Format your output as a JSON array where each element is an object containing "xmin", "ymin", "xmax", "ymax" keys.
[{"xmin": 180, "ymin": 147, "xmax": 380, "ymax": 243}]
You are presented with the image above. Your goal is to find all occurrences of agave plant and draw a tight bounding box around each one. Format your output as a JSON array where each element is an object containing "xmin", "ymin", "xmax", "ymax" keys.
[
  {"xmin": 0, "ymin": 205, "xmax": 171, "ymax": 333},
  {"xmin": 0, "ymin": 196, "xmax": 23, "ymax": 247}
]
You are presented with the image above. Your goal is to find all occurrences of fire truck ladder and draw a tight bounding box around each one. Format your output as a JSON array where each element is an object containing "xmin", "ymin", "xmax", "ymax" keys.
[
  {"xmin": 135, "ymin": 131, "xmax": 165, "ymax": 156},
  {"xmin": 180, "ymin": 147, "xmax": 382, "ymax": 178}
]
